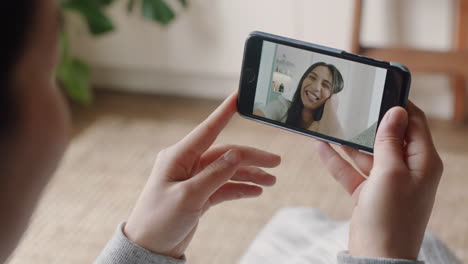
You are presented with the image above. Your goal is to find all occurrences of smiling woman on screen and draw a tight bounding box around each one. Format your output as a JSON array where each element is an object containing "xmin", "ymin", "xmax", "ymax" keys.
[{"xmin": 255, "ymin": 62, "xmax": 344, "ymax": 134}]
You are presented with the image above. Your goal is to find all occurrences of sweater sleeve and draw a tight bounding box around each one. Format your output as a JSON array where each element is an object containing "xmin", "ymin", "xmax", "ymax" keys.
[
  {"xmin": 94, "ymin": 222, "xmax": 186, "ymax": 264},
  {"xmin": 338, "ymin": 252, "xmax": 424, "ymax": 264}
]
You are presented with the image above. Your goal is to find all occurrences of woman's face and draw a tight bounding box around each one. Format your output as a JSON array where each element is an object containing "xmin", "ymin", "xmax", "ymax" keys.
[{"xmin": 300, "ymin": 66, "xmax": 333, "ymax": 111}]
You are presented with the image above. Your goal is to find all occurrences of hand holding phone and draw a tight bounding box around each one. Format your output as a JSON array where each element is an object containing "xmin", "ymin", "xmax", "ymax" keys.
[
  {"xmin": 317, "ymin": 103, "xmax": 443, "ymax": 260},
  {"xmin": 238, "ymin": 32, "xmax": 411, "ymax": 154}
]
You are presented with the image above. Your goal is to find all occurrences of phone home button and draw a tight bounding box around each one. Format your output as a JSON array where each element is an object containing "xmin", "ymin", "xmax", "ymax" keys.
[{"xmin": 244, "ymin": 69, "xmax": 256, "ymax": 83}]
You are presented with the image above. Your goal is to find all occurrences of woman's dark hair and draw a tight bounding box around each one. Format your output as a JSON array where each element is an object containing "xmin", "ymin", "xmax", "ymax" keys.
[
  {"xmin": 0, "ymin": 1, "xmax": 37, "ymax": 131},
  {"xmin": 285, "ymin": 62, "xmax": 344, "ymax": 128}
]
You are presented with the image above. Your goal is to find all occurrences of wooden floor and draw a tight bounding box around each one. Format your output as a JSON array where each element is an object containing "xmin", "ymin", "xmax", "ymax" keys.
[{"xmin": 8, "ymin": 90, "xmax": 468, "ymax": 263}]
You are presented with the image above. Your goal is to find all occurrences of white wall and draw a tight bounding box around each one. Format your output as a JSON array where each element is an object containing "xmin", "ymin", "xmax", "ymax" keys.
[
  {"xmin": 368, "ymin": 69, "xmax": 387, "ymax": 127},
  {"xmin": 275, "ymin": 44, "xmax": 313, "ymax": 101},
  {"xmin": 68, "ymin": 0, "xmax": 456, "ymax": 118},
  {"xmin": 67, "ymin": 0, "xmax": 356, "ymax": 99},
  {"xmin": 336, "ymin": 63, "xmax": 376, "ymax": 139},
  {"xmin": 362, "ymin": 0, "xmax": 453, "ymax": 50},
  {"xmin": 254, "ymin": 41, "xmax": 276, "ymax": 108}
]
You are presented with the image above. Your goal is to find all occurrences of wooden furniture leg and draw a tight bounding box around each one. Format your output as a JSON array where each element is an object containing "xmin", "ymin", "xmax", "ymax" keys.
[
  {"xmin": 351, "ymin": 0, "xmax": 363, "ymax": 54},
  {"xmin": 352, "ymin": 0, "xmax": 467, "ymax": 123},
  {"xmin": 452, "ymin": 77, "xmax": 466, "ymax": 123},
  {"xmin": 453, "ymin": 0, "xmax": 467, "ymax": 123}
]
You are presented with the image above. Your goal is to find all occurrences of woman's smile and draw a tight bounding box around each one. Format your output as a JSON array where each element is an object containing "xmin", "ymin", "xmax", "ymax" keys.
[{"xmin": 305, "ymin": 89, "xmax": 320, "ymax": 103}]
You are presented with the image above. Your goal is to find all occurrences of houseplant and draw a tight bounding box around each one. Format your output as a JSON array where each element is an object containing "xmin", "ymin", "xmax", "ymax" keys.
[{"xmin": 58, "ymin": 0, "xmax": 188, "ymax": 104}]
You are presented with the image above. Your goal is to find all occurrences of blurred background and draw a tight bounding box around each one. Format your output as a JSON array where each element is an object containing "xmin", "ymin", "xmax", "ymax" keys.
[
  {"xmin": 65, "ymin": 0, "xmax": 458, "ymax": 118},
  {"xmin": 9, "ymin": 0, "xmax": 468, "ymax": 263}
]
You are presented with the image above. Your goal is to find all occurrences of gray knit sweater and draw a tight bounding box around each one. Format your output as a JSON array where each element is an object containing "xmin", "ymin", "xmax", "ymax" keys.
[{"xmin": 94, "ymin": 223, "xmax": 424, "ymax": 264}]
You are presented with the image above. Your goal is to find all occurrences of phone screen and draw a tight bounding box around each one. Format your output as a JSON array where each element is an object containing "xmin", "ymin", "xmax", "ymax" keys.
[{"xmin": 252, "ymin": 41, "xmax": 388, "ymax": 149}]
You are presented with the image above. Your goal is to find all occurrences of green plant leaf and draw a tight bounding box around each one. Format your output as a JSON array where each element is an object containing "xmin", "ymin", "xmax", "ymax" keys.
[
  {"xmin": 178, "ymin": 0, "xmax": 188, "ymax": 8},
  {"xmin": 142, "ymin": 0, "xmax": 175, "ymax": 25},
  {"xmin": 61, "ymin": 0, "xmax": 115, "ymax": 35},
  {"xmin": 57, "ymin": 57, "xmax": 93, "ymax": 105},
  {"xmin": 57, "ymin": 24, "xmax": 93, "ymax": 105},
  {"xmin": 57, "ymin": 0, "xmax": 189, "ymax": 105}
]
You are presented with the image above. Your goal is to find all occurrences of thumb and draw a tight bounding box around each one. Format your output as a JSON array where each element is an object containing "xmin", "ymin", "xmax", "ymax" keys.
[
  {"xmin": 186, "ymin": 149, "xmax": 241, "ymax": 201},
  {"xmin": 374, "ymin": 107, "xmax": 408, "ymax": 168}
]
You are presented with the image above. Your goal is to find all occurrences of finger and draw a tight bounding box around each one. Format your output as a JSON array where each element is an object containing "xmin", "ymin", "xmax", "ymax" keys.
[
  {"xmin": 184, "ymin": 149, "xmax": 241, "ymax": 203},
  {"xmin": 207, "ymin": 183, "xmax": 263, "ymax": 207},
  {"xmin": 373, "ymin": 106, "xmax": 409, "ymax": 169},
  {"xmin": 405, "ymin": 102, "xmax": 442, "ymax": 179},
  {"xmin": 186, "ymin": 147, "xmax": 280, "ymax": 202},
  {"xmin": 176, "ymin": 92, "xmax": 238, "ymax": 156},
  {"xmin": 316, "ymin": 141, "xmax": 365, "ymax": 195},
  {"xmin": 198, "ymin": 144, "xmax": 281, "ymax": 172},
  {"xmin": 231, "ymin": 166, "xmax": 277, "ymax": 186},
  {"xmin": 405, "ymin": 101, "xmax": 436, "ymax": 154},
  {"xmin": 340, "ymin": 145, "xmax": 373, "ymax": 176}
]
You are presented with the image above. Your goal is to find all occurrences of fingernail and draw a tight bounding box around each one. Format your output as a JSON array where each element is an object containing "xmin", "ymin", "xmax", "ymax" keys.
[
  {"xmin": 223, "ymin": 150, "xmax": 239, "ymax": 164},
  {"xmin": 273, "ymin": 154, "xmax": 281, "ymax": 164}
]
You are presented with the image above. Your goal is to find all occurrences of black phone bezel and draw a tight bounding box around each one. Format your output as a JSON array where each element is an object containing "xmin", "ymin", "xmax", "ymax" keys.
[{"xmin": 238, "ymin": 32, "xmax": 411, "ymax": 154}]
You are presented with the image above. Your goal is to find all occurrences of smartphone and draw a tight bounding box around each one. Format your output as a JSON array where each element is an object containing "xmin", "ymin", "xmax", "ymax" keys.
[{"xmin": 238, "ymin": 31, "xmax": 411, "ymax": 154}]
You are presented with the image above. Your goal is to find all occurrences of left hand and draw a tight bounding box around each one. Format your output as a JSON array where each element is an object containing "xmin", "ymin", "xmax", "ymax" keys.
[{"xmin": 124, "ymin": 92, "xmax": 281, "ymax": 259}]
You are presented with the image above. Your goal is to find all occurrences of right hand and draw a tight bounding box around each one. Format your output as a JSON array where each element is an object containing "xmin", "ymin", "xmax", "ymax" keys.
[
  {"xmin": 124, "ymin": 93, "xmax": 280, "ymax": 259},
  {"xmin": 316, "ymin": 102, "xmax": 443, "ymax": 260}
]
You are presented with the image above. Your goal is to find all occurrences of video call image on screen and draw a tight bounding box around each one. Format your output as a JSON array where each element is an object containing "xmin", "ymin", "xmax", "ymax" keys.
[{"xmin": 253, "ymin": 41, "xmax": 388, "ymax": 148}]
